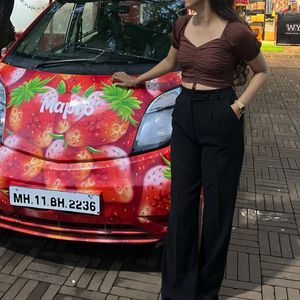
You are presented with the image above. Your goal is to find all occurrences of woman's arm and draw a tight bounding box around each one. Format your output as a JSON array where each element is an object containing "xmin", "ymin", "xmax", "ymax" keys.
[
  {"xmin": 232, "ymin": 51, "xmax": 270, "ymax": 117},
  {"xmin": 111, "ymin": 46, "xmax": 178, "ymax": 87}
]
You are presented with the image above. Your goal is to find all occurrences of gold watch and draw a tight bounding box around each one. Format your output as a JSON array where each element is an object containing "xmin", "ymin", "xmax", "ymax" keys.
[{"xmin": 234, "ymin": 99, "xmax": 246, "ymax": 114}]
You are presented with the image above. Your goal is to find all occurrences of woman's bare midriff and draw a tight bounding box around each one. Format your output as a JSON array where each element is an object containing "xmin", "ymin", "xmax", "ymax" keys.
[{"xmin": 181, "ymin": 80, "xmax": 220, "ymax": 90}]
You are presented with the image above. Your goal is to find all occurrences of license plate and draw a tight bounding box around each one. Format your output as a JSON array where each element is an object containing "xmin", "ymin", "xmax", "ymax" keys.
[{"xmin": 9, "ymin": 186, "xmax": 100, "ymax": 215}]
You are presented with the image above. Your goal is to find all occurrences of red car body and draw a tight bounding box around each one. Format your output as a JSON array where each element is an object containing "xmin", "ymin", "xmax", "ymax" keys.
[{"xmin": 0, "ymin": 0, "xmax": 201, "ymax": 243}]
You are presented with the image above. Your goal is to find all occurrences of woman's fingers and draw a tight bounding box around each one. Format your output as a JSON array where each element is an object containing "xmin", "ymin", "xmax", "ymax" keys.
[
  {"xmin": 112, "ymin": 72, "xmax": 124, "ymax": 83},
  {"xmin": 115, "ymin": 82, "xmax": 126, "ymax": 87},
  {"xmin": 112, "ymin": 72, "xmax": 120, "ymax": 79},
  {"xmin": 111, "ymin": 72, "xmax": 134, "ymax": 88},
  {"xmin": 111, "ymin": 72, "xmax": 119, "ymax": 81},
  {"xmin": 113, "ymin": 76, "xmax": 127, "ymax": 87}
]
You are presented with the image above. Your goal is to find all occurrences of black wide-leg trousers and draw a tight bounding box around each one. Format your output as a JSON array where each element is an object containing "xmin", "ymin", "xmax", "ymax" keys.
[{"xmin": 161, "ymin": 85, "xmax": 245, "ymax": 300}]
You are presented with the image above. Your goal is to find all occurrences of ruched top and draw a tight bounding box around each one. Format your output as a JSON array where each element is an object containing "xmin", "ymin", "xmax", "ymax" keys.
[{"xmin": 169, "ymin": 15, "xmax": 262, "ymax": 87}]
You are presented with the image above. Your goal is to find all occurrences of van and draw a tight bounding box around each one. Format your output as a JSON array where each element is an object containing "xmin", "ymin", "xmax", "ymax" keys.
[{"xmin": 0, "ymin": 0, "xmax": 187, "ymax": 243}]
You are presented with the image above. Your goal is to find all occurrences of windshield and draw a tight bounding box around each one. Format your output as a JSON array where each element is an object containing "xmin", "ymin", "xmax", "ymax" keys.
[{"xmin": 10, "ymin": 0, "xmax": 185, "ymax": 66}]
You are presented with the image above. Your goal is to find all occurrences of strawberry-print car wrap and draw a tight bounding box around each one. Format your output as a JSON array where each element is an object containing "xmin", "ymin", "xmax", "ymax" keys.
[
  {"xmin": 0, "ymin": 0, "xmax": 201, "ymax": 243},
  {"xmin": 0, "ymin": 64, "xmax": 193, "ymax": 243}
]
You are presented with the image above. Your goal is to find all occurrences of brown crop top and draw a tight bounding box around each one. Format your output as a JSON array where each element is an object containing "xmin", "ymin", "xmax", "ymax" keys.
[{"xmin": 169, "ymin": 15, "xmax": 262, "ymax": 87}]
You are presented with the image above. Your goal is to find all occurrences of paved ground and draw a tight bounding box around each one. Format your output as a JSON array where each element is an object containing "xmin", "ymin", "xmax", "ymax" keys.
[{"xmin": 1, "ymin": 52, "xmax": 300, "ymax": 300}]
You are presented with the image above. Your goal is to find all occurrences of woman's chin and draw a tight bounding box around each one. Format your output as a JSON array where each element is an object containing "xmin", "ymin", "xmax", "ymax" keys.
[{"xmin": 184, "ymin": 3, "xmax": 195, "ymax": 10}]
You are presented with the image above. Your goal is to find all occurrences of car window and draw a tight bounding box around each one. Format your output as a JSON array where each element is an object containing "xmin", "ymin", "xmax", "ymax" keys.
[
  {"xmin": 82, "ymin": 3, "xmax": 98, "ymax": 41},
  {"xmin": 7, "ymin": 0, "xmax": 185, "ymax": 70},
  {"xmin": 38, "ymin": 3, "xmax": 75, "ymax": 52}
]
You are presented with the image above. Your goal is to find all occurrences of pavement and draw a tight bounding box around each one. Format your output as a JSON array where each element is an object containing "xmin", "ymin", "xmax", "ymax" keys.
[
  {"xmin": 1, "ymin": 52, "xmax": 300, "ymax": 300},
  {"xmin": 278, "ymin": 45, "xmax": 300, "ymax": 56}
]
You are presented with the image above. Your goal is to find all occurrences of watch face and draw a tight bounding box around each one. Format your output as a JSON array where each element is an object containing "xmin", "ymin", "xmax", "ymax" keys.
[{"xmin": 236, "ymin": 100, "xmax": 244, "ymax": 108}]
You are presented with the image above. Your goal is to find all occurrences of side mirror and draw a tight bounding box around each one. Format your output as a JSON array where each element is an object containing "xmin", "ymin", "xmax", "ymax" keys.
[
  {"xmin": 0, "ymin": 40, "xmax": 15, "ymax": 59},
  {"xmin": 1, "ymin": 47, "xmax": 8, "ymax": 59}
]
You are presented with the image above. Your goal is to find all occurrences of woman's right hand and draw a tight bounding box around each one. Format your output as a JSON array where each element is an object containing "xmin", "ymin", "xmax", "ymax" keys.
[{"xmin": 111, "ymin": 71, "xmax": 137, "ymax": 88}]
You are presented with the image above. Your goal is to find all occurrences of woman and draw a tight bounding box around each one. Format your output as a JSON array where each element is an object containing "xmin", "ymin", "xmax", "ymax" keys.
[
  {"xmin": 0, "ymin": 0, "xmax": 15, "ymax": 50},
  {"xmin": 112, "ymin": 0, "xmax": 269, "ymax": 299}
]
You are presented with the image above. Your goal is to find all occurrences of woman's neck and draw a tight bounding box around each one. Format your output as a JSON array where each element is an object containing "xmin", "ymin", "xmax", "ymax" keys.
[{"xmin": 191, "ymin": 2, "xmax": 219, "ymax": 26}]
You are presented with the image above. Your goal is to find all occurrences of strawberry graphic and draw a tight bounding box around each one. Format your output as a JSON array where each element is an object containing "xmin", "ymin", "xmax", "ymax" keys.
[
  {"xmin": 50, "ymin": 73, "xmax": 78, "ymax": 89},
  {"xmin": 44, "ymin": 139, "xmax": 94, "ymax": 189},
  {"xmin": 65, "ymin": 83, "xmax": 142, "ymax": 147},
  {"xmin": 8, "ymin": 76, "xmax": 57, "ymax": 148},
  {"xmin": 131, "ymin": 150, "xmax": 170, "ymax": 187},
  {"xmin": 3, "ymin": 133, "xmax": 43, "ymax": 157},
  {"xmin": 0, "ymin": 66, "xmax": 26, "ymax": 86},
  {"xmin": 145, "ymin": 72, "xmax": 181, "ymax": 98},
  {"xmin": 7, "ymin": 68, "xmax": 26, "ymax": 86},
  {"xmin": 70, "ymin": 147, "xmax": 94, "ymax": 182},
  {"xmin": 0, "ymin": 135, "xmax": 44, "ymax": 188},
  {"xmin": 138, "ymin": 154, "xmax": 171, "ymax": 216},
  {"xmin": 45, "ymin": 139, "xmax": 72, "ymax": 161},
  {"xmin": 44, "ymin": 164, "xmax": 70, "ymax": 190},
  {"xmin": 77, "ymin": 145, "xmax": 133, "ymax": 203},
  {"xmin": 54, "ymin": 81, "xmax": 94, "ymax": 133}
]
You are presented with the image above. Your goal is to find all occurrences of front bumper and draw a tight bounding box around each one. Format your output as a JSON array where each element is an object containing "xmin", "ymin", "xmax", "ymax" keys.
[
  {"xmin": 0, "ymin": 146, "xmax": 171, "ymax": 244},
  {"xmin": 0, "ymin": 213, "xmax": 167, "ymax": 243}
]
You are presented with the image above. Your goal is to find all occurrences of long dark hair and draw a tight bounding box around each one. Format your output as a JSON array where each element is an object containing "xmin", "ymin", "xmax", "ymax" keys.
[
  {"xmin": 0, "ymin": 0, "xmax": 15, "ymax": 49},
  {"xmin": 0, "ymin": 0, "xmax": 15, "ymax": 22},
  {"xmin": 209, "ymin": 0, "xmax": 253, "ymax": 86}
]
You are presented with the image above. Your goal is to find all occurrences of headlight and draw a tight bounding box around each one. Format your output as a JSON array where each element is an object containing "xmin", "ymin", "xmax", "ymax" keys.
[
  {"xmin": 0, "ymin": 81, "xmax": 6, "ymax": 143},
  {"xmin": 132, "ymin": 87, "xmax": 181, "ymax": 153}
]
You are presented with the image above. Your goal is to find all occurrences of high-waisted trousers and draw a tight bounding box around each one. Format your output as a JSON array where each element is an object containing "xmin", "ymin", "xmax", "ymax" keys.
[{"xmin": 161, "ymin": 85, "xmax": 245, "ymax": 300}]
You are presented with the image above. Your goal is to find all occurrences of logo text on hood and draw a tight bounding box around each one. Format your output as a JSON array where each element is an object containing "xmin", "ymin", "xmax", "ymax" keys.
[{"xmin": 40, "ymin": 97, "xmax": 95, "ymax": 119}]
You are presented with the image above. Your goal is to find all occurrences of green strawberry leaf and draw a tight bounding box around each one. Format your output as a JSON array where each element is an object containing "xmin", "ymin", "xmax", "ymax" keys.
[
  {"xmin": 48, "ymin": 133, "xmax": 64, "ymax": 140},
  {"xmin": 86, "ymin": 146, "xmax": 103, "ymax": 154},
  {"xmin": 71, "ymin": 84, "xmax": 82, "ymax": 94},
  {"xmin": 164, "ymin": 171, "xmax": 171, "ymax": 180},
  {"xmin": 82, "ymin": 85, "xmax": 95, "ymax": 98},
  {"xmin": 1, "ymin": 190, "xmax": 8, "ymax": 196},
  {"xmin": 6, "ymin": 128, "xmax": 14, "ymax": 136},
  {"xmin": 64, "ymin": 141, "xmax": 68, "ymax": 150},
  {"xmin": 8, "ymin": 76, "xmax": 54, "ymax": 108},
  {"xmin": 160, "ymin": 154, "xmax": 171, "ymax": 179},
  {"xmin": 57, "ymin": 80, "xmax": 66, "ymax": 94},
  {"xmin": 160, "ymin": 153, "xmax": 171, "ymax": 167},
  {"xmin": 101, "ymin": 82, "xmax": 142, "ymax": 126}
]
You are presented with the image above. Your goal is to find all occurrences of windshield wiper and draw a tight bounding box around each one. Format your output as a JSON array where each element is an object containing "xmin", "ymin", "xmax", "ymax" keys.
[
  {"xmin": 33, "ymin": 48, "xmax": 112, "ymax": 68},
  {"xmin": 34, "ymin": 46, "xmax": 160, "ymax": 68},
  {"xmin": 74, "ymin": 46, "xmax": 160, "ymax": 63}
]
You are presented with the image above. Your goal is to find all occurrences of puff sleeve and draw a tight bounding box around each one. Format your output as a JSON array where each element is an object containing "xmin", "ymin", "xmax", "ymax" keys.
[
  {"xmin": 235, "ymin": 23, "xmax": 262, "ymax": 62},
  {"xmin": 169, "ymin": 16, "xmax": 189, "ymax": 49},
  {"xmin": 169, "ymin": 18, "xmax": 181, "ymax": 49}
]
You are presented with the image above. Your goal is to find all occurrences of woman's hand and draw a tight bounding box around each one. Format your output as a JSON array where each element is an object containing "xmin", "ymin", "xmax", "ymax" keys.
[
  {"xmin": 230, "ymin": 102, "xmax": 242, "ymax": 120},
  {"xmin": 111, "ymin": 71, "xmax": 137, "ymax": 88}
]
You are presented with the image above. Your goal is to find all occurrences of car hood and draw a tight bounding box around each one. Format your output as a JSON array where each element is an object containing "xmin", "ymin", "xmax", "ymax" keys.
[{"xmin": 0, "ymin": 63, "xmax": 181, "ymax": 161}]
